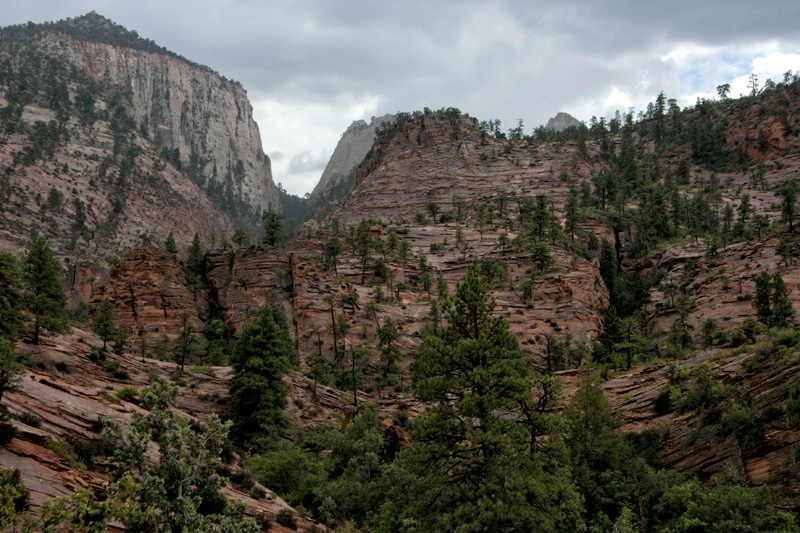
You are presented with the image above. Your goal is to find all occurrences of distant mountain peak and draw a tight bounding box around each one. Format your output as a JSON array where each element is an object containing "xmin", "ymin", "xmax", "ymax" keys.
[
  {"xmin": 546, "ymin": 112, "xmax": 581, "ymax": 132},
  {"xmin": 309, "ymin": 113, "xmax": 395, "ymax": 202}
]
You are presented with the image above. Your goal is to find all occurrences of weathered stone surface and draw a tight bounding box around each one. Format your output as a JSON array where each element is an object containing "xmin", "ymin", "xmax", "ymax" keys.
[
  {"xmin": 34, "ymin": 13, "xmax": 280, "ymax": 215},
  {"xmin": 310, "ymin": 114, "xmax": 394, "ymax": 201},
  {"xmin": 205, "ymin": 247, "xmax": 295, "ymax": 332},
  {"xmin": 334, "ymin": 114, "xmax": 603, "ymax": 227},
  {"xmin": 546, "ymin": 112, "xmax": 581, "ymax": 132},
  {"xmin": 90, "ymin": 246, "xmax": 208, "ymax": 343},
  {"xmin": 579, "ymin": 345, "xmax": 800, "ymax": 486},
  {"xmin": 646, "ymin": 235, "xmax": 799, "ymax": 342},
  {"xmin": 1, "ymin": 329, "xmax": 325, "ymax": 531},
  {"xmin": 0, "ymin": 114, "xmax": 233, "ymax": 300}
]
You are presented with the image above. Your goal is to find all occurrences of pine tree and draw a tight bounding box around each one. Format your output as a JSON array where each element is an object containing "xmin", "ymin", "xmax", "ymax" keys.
[
  {"xmin": 228, "ymin": 305, "xmax": 294, "ymax": 449},
  {"xmin": 323, "ymin": 236, "xmax": 343, "ymax": 277},
  {"xmin": 0, "ymin": 252, "xmax": 26, "ymax": 340},
  {"xmin": 231, "ymin": 227, "xmax": 249, "ymax": 248},
  {"xmin": 352, "ymin": 219, "xmax": 371, "ymax": 283},
  {"xmin": 753, "ymin": 271, "xmax": 795, "ymax": 328},
  {"xmin": 753, "ymin": 272, "xmax": 772, "ymax": 325},
  {"xmin": 777, "ymin": 236, "xmax": 792, "ymax": 266},
  {"xmin": 174, "ymin": 312, "xmax": 202, "ymax": 370},
  {"xmin": 770, "ymin": 272, "xmax": 795, "ymax": 328},
  {"xmin": 779, "ymin": 179, "xmax": 797, "ymax": 233},
  {"xmin": 164, "ymin": 231, "xmax": 177, "ymax": 258},
  {"xmin": 261, "ymin": 211, "xmax": 284, "ymax": 247},
  {"xmin": 376, "ymin": 317, "xmax": 400, "ymax": 380},
  {"xmin": 91, "ymin": 300, "xmax": 116, "ymax": 351},
  {"xmin": 402, "ymin": 262, "xmax": 583, "ymax": 530},
  {"xmin": 0, "ymin": 337, "xmax": 25, "ymax": 402},
  {"xmin": 186, "ymin": 233, "xmax": 203, "ymax": 275},
  {"xmin": 565, "ymin": 186, "xmax": 580, "ymax": 240},
  {"xmin": 565, "ymin": 367, "xmax": 632, "ymax": 525},
  {"xmin": 23, "ymin": 237, "xmax": 67, "ymax": 344}
]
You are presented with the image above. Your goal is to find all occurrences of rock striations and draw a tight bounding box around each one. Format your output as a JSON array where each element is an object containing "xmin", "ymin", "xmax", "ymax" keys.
[{"xmin": 31, "ymin": 13, "xmax": 280, "ymax": 214}]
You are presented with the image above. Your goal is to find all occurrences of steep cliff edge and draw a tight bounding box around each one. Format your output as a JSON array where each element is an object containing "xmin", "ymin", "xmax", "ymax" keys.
[
  {"xmin": 0, "ymin": 12, "xmax": 286, "ymax": 304},
  {"xmin": 8, "ymin": 12, "xmax": 281, "ymax": 216},
  {"xmin": 310, "ymin": 114, "xmax": 394, "ymax": 202}
]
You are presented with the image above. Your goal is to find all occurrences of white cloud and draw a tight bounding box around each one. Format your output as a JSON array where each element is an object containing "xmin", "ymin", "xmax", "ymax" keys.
[
  {"xmin": 252, "ymin": 94, "xmax": 380, "ymax": 197},
  {"xmin": 3, "ymin": 1, "xmax": 800, "ymax": 195}
]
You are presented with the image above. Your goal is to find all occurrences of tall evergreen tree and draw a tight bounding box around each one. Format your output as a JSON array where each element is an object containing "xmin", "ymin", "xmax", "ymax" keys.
[
  {"xmin": 231, "ymin": 227, "xmax": 250, "ymax": 248},
  {"xmin": 261, "ymin": 211, "xmax": 284, "ymax": 247},
  {"xmin": 565, "ymin": 367, "xmax": 633, "ymax": 526},
  {"xmin": 779, "ymin": 179, "xmax": 798, "ymax": 233},
  {"xmin": 376, "ymin": 317, "xmax": 401, "ymax": 381},
  {"xmin": 174, "ymin": 312, "xmax": 202, "ymax": 370},
  {"xmin": 0, "ymin": 252, "xmax": 26, "ymax": 340},
  {"xmin": 164, "ymin": 231, "xmax": 177, "ymax": 258},
  {"xmin": 91, "ymin": 300, "xmax": 115, "ymax": 351},
  {"xmin": 754, "ymin": 271, "xmax": 772, "ymax": 325},
  {"xmin": 401, "ymin": 262, "xmax": 582, "ymax": 531},
  {"xmin": 228, "ymin": 304, "xmax": 294, "ymax": 449},
  {"xmin": 565, "ymin": 186, "xmax": 580, "ymax": 240},
  {"xmin": 323, "ymin": 236, "xmax": 343, "ymax": 277},
  {"xmin": 23, "ymin": 237, "xmax": 67, "ymax": 344},
  {"xmin": 186, "ymin": 233, "xmax": 203, "ymax": 275},
  {"xmin": 352, "ymin": 219, "xmax": 371, "ymax": 284},
  {"xmin": 770, "ymin": 272, "xmax": 795, "ymax": 328}
]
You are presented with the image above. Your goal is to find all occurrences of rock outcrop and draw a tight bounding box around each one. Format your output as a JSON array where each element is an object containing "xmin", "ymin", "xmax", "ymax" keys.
[
  {"xmin": 546, "ymin": 111, "xmax": 581, "ymax": 132},
  {"xmin": 310, "ymin": 114, "xmax": 394, "ymax": 201},
  {"xmin": 334, "ymin": 113, "xmax": 603, "ymax": 227},
  {"xmin": 1, "ymin": 329, "xmax": 323, "ymax": 531},
  {"xmin": 90, "ymin": 246, "xmax": 208, "ymax": 342},
  {"xmin": 28, "ymin": 12, "xmax": 280, "ymax": 214}
]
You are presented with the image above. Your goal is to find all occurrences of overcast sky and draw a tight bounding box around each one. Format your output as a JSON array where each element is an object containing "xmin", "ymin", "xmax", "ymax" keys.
[{"xmin": 3, "ymin": 1, "xmax": 800, "ymax": 196}]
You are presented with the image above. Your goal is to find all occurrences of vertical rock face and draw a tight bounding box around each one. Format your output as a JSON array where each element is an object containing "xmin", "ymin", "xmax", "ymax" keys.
[
  {"xmin": 310, "ymin": 114, "xmax": 395, "ymax": 200},
  {"xmin": 33, "ymin": 17, "xmax": 280, "ymax": 215},
  {"xmin": 90, "ymin": 246, "xmax": 208, "ymax": 341}
]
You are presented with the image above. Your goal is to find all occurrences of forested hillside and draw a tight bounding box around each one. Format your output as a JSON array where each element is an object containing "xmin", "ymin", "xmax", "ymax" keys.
[{"xmin": 3, "ymin": 12, "xmax": 800, "ymax": 533}]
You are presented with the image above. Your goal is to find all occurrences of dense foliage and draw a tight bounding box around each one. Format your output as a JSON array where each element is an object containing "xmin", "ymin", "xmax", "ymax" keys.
[
  {"xmin": 3, "ymin": 16, "xmax": 800, "ymax": 531},
  {"xmin": 228, "ymin": 304, "xmax": 295, "ymax": 449}
]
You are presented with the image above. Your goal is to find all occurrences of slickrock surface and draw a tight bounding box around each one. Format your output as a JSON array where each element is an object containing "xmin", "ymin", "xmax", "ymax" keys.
[
  {"xmin": 1, "ymin": 329, "xmax": 325, "ymax": 532},
  {"xmin": 335, "ymin": 115, "xmax": 603, "ymax": 227}
]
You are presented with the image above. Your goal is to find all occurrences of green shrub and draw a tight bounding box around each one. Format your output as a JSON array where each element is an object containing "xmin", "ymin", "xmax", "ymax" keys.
[
  {"xmin": 191, "ymin": 365, "xmax": 214, "ymax": 376},
  {"xmin": 721, "ymin": 400, "xmax": 763, "ymax": 450},
  {"xmin": 787, "ymin": 377, "xmax": 800, "ymax": 426},
  {"xmin": 276, "ymin": 509, "xmax": 297, "ymax": 530},
  {"xmin": 0, "ymin": 466, "xmax": 30, "ymax": 518},
  {"xmin": 0, "ymin": 410, "xmax": 16, "ymax": 445},
  {"xmin": 115, "ymin": 386, "xmax": 138, "ymax": 401},
  {"xmin": 16, "ymin": 412, "xmax": 42, "ymax": 428},
  {"xmin": 88, "ymin": 349, "xmax": 106, "ymax": 364}
]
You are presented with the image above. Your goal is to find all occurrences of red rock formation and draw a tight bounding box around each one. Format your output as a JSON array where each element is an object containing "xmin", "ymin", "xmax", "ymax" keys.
[
  {"xmin": 1, "ymin": 329, "xmax": 326, "ymax": 531},
  {"xmin": 90, "ymin": 246, "xmax": 207, "ymax": 344}
]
